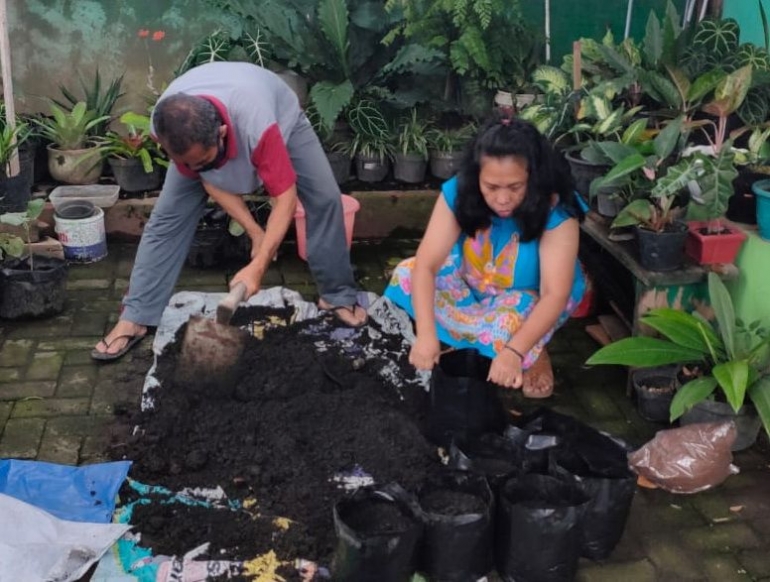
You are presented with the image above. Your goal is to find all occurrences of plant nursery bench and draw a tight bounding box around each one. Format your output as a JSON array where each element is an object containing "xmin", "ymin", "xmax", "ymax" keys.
[{"xmin": 579, "ymin": 211, "xmax": 739, "ymax": 336}]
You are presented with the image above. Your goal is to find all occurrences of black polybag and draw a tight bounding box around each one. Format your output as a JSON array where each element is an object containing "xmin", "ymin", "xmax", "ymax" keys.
[
  {"xmin": 418, "ymin": 472, "xmax": 494, "ymax": 582},
  {"xmin": 331, "ymin": 483, "xmax": 423, "ymax": 582},
  {"xmin": 426, "ymin": 349, "xmax": 506, "ymax": 447},
  {"xmin": 447, "ymin": 433, "xmax": 520, "ymax": 491},
  {"xmin": 495, "ymin": 473, "xmax": 589, "ymax": 582}
]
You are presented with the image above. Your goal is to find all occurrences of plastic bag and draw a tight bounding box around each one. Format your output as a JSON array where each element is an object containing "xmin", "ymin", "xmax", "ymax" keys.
[
  {"xmin": 495, "ymin": 473, "xmax": 589, "ymax": 582},
  {"xmin": 628, "ymin": 421, "xmax": 738, "ymax": 493},
  {"xmin": 426, "ymin": 349, "xmax": 506, "ymax": 447},
  {"xmin": 418, "ymin": 472, "xmax": 493, "ymax": 582},
  {"xmin": 447, "ymin": 433, "xmax": 520, "ymax": 491},
  {"xmin": 331, "ymin": 483, "xmax": 423, "ymax": 582}
]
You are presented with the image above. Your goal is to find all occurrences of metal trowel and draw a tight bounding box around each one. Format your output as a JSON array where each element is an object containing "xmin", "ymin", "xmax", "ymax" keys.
[{"xmin": 176, "ymin": 282, "xmax": 250, "ymax": 384}]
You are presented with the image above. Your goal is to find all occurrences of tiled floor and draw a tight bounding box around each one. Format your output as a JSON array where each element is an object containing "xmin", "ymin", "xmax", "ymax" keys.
[{"xmin": 1, "ymin": 240, "xmax": 769, "ymax": 581}]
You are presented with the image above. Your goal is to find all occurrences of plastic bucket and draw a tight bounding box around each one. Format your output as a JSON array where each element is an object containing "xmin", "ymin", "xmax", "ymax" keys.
[
  {"xmin": 752, "ymin": 179, "xmax": 770, "ymax": 241},
  {"xmin": 54, "ymin": 205, "xmax": 108, "ymax": 263},
  {"xmin": 294, "ymin": 194, "xmax": 359, "ymax": 261}
]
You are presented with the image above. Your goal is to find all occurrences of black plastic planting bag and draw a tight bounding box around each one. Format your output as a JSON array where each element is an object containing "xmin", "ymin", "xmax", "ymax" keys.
[
  {"xmin": 496, "ymin": 474, "xmax": 589, "ymax": 582},
  {"xmin": 550, "ymin": 447, "xmax": 636, "ymax": 561},
  {"xmin": 427, "ymin": 349, "xmax": 506, "ymax": 447},
  {"xmin": 331, "ymin": 483, "xmax": 423, "ymax": 582},
  {"xmin": 418, "ymin": 472, "xmax": 494, "ymax": 581},
  {"xmin": 447, "ymin": 433, "xmax": 520, "ymax": 491}
]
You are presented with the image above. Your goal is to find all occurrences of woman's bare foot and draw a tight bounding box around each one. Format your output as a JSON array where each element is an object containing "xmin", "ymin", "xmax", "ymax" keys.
[
  {"xmin": 91, "ymin": 320, "xmax": 148, "ymax": 360},
  {"xmin": 522, "ymin": 348, "xmax": 554, "ymax": 398}
]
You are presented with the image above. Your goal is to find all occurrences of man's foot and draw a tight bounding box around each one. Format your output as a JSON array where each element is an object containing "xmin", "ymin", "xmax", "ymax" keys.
[
  {"xmin": 522, "ymin": 348, "xmax": 554, "ymax": 398},
  {"xmin": 91, "ymin": 321, "xmax": 148, "ymax": 362},
  {"xmin": 318, "ymin": 298, "xmax": 368, "ymax": 328}
]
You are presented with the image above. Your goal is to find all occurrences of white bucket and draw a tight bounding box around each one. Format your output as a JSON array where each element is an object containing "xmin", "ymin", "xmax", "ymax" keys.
[{"xmin": 54, "ymin": 206, "xmax": 108, "ymax": 263}]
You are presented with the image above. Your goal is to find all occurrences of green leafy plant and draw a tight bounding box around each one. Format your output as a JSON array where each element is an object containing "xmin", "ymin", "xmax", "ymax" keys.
[
  {"xmin": 33, "ymin": 102, "xmax": 110, "ymax": 150},
  {"xmin": 53, "ymin": 69, "xmax": 125, "ymax": 137},
  {"xmin": 586, "ymin": 272, "xmax": 770, "ymax": 440},
  {"xmin": 100, "ymin": 112, "xmax": 169, "ymax": 173},
  {"xmin": 395, "ymin": 109, "xmax": 429, "ymax": 158},
  {"xmin": 0, "ymin": 120, "xmax": 32, "ymax": 168},
  {"xmin": 0, "ymin": 199, "xmax": 45, "ymax": 270},
  {"xmin": 426, "ymin": 122, "xmax": 476, "ymax": 154}
]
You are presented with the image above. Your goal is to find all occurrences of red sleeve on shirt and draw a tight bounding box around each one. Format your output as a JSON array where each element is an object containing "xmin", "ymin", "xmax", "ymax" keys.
[{"xmin": 250, "ymin": 123, "xmax": 297, "ymax": 196}]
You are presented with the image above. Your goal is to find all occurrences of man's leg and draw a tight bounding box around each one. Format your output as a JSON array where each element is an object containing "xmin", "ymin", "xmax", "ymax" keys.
[
  {"xmin": 93, "ymin": 167, "xmax": 207, "ymax": 356},
  {"xmin": 286, "ymin": 116, "xmax": 365, "ymax": 326}
]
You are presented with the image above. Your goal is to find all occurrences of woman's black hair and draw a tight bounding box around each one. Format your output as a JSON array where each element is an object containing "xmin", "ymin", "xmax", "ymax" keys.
[
  {"xmin": 153, "ymin": 93, "xmax": 221, "ymax": 156},
  {"xmin": 454, "ymin": 113, "xmax": 582, "ymax": 241}
]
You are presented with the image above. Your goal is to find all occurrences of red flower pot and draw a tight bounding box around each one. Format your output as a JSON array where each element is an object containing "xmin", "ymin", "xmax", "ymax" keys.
[{"xmin": 684, "ymin": 221, "xmax": 746, "ymax": 265}]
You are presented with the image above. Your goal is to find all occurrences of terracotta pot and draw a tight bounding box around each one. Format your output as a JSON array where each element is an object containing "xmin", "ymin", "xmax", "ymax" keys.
[{"xmin": 684, "ymin": 221, "xmax": 746, "ymax": 265}]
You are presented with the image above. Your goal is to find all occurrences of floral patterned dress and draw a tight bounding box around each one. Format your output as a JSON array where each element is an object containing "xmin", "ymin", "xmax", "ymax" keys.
[{"xmin": 384, "ymin": 177, "xmax": 585, "ymax": 367}]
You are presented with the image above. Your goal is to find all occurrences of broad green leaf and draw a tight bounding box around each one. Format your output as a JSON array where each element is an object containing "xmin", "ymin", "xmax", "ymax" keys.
[
  {"xmin": 596, "ymin": 141, "xmax": 638, "ymax": 164},
  {"xmin": 703, "ymin": 65, "xmax": 752, "ymax": 118},
  {"xmin": 669, "ymin": 376, "xmax": 718, "ymax": 421},
  {"xmin": 586, "ymin": 336, "xmax": 705, "ymax": 367},
  {"xmin": 0, "ymin": 211, "xmax": 27, "ymax": 226},
  {"xmin": 708, "ymin": 272, "xmax": 737, "ymax": 360},
  {"xmin": 641, "ymin": 308, "xmax": 720, "ymax": 354},
  {"xmin": 602, "ymin": 153, "xmax": 646, "ymax": 183},
  {"xmin": 644, "ymin": 10, "xmax": 663, "ymax": 66},
  {"xmin": 318, "ymin": 0, "xmax": 350, "ymax": 78},
  {"xmin": 652, "ymin": 157, "xmax": 702, "ymax": 199},
  {"xmin": 686, "ymin": 69, "xmax": 726, "ymax": 104},
  {"xmin": 622, "ymin": 118, "xmax": 648, "ymax": 145},
  {"xmin": 309, "ymin": 80, "xmax": 354, "ymax": 132},
  {"xmin": 748, "ymin": 377, "xmax": 770, "ymax": 441},
  {"xmin": 692, "ymin": 18, "xmax": 740, "ymax": 59},
  {"xmin": 653, "ymin": 115, "xmax": 683, "ymax": 160},
  {"xmin": 713, "ymin": 360, "xmax": 750, "ymax": 412},
  {"xmin": 228, "ymin": 219, "xmax": 246, "ymax": 237},
  {"xmin": 0, "ymin": 233, "xmax": 24, "ymax": 258},
  {"xmin": 611, "ymin": 198, "xmax": 652, "ymax": 228},
  {"xmin": 685, "ymin": 149, "xmax": 737, "ymax": 222},
  {"xmin": 643, "ymin": 70, "xmax": 681, "ymax": 109}
]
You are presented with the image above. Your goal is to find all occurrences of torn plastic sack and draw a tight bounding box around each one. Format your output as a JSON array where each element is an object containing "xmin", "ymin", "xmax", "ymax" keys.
[
  {"xmin": 0, "ymin": 459, "xmax": 131, "ymax": 523},
  {"xmin": 495, "ymin": 474, "xmax": 589, "ymax": 582},
  {"xmin": 426, "ymin": 349, "xmax": 506, "ymax": 447},
  {"xmin": 628, "ymin": 421, "xmax": 738, "ymax": 494},
  {"xmin": 417, "ymin": 472, "xmax": 493, "ymax": 582},
  {"xmin": 331, "ymin": 483, "xmax": 423, "ymax": 582},
  {"xmin": 550, "ymin": 445, "xmax": 636, "ymax": 561},
  {"xmin": 447, "ymin": 433, "xmax": 520, "ymax": 491}
]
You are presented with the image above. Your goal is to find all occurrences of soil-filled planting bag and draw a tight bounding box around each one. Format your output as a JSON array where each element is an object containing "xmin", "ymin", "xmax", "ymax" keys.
[
  {"xmin": 418, "ymin": 472, "xmax": 494, "ymax": 581},
  {"xmin": 550, "ymin": 446, "xmax": 636, "ymax": 560},
  {"xmin": 427, "ymin": 349, "xmax": 506, "ymax": 447},
  {"xmin": 496, "ymin": 474, "xmax": 589, "ymax": 582},
  {"xmin": 332, "ymin": 483, "xmax": 423, "ymax": 582},
  {"xmin": 0, "ymin": 257, "xmax": 68, "ymax": 319},
  {"xmin": 448, "ymin": 433, "xmax": 521, "ymax": 492}
]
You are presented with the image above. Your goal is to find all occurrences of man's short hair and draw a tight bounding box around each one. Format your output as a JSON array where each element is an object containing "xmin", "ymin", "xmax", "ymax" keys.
[{"xmin": 153, "ymin": 93, "xmax": 221, "ymax": 155}]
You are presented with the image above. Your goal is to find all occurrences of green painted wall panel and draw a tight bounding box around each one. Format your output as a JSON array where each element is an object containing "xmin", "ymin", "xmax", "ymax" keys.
[
  {"xmin": 520, "ymin": 0, "xmax": 687, "ymax": 64},
  {"xmin": 723, "ymin": 0, "xmax": 770, "ymax": 47}
]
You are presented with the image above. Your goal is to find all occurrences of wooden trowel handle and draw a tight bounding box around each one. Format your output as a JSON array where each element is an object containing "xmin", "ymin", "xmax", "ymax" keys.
[{"xmin": 216, "ymin": 282, "xmax": 248, "ymax": 325}]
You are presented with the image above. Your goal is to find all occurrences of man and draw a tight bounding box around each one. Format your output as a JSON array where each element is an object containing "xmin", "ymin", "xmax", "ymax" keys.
[{"xmin": 92, "ymin": 62, "xmax": 367, "ymax": 361}]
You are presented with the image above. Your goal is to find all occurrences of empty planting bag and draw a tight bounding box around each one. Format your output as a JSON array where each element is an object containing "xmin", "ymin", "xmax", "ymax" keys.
[
  {"xmin": 426, "ymin": 349, "xmax": 506, "ymax": 447},
  {"xmin": 550, "ymin": 446, "xmax": 636, "ymax": 561},
  {"xmin": 628, "ymin": 421, "xmax": 738, "ymax": 493},
  {"xmin": 418, "ymin": 472, "xmax": 494, "ymax": 581},
  {"xmin": 331, "ymin": 483, "xmax": 423, "ymax": 582},
  {"xmin": 496, "ymin": 473, "xmax": 589, "ymax": 582}
]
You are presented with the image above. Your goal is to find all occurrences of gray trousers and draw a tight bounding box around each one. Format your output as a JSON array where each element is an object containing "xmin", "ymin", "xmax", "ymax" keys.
[{"xmin": 122, "ymin": 116, "xmax": 358, "ymax": 326}]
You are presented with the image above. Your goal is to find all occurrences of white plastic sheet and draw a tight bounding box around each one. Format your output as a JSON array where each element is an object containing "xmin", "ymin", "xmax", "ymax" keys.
[{"xmin": 0, "ymin": 493, "xmax": 129, "ymax": 582}]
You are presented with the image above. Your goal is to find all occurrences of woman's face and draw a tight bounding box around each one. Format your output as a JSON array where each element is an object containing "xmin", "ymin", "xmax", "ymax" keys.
[{"xmin": 478, "ymin": 155, "xmax": 529, "ymax": 218}]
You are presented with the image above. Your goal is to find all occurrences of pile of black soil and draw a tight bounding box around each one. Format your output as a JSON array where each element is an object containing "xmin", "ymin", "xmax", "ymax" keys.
[
  {"xmin": 113, "ymin": 305, "xmax": 442, "ymax": 568},
  {"xmin": 420, "ymin": 489, "xmax": 486, "ymax": 515}
]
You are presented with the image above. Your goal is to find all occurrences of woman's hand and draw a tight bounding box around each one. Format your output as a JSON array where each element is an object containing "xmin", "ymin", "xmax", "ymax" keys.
[
  {"xmin": 409, "ymin": 334, "xmax": 441, "ymax": 371},
  {"xmin": 488, "ymin": 348, "xmax": 523, "ymax": 389}
]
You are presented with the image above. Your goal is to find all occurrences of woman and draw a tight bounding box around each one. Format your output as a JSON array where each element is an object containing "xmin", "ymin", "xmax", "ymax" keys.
[{"xmin": 385, "ymin": 115, "xmax": 585, "ymax": 398}]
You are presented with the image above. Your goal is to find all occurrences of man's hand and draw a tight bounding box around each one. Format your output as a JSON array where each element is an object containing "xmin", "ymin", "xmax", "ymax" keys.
[{"xmin": 230, "ymin": 262, "xmax": 263, "ymax": 298}]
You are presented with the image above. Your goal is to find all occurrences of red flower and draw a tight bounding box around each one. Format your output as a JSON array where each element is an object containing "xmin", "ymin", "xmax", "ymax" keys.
[
  {"xmin": 137, "ymin": 29, "xmax": 150, "ymax": 38},
  {"xmin": 152, "ymin": 30, "xmax": 166, "ymax": 41}
]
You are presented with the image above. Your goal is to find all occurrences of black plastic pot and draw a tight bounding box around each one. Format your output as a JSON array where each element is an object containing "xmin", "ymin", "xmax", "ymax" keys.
[
  {"xmin": 631, "ymin": 366, "xmax": 678, "ymax": 423},
  {"xmin": 426, "ymin": 348, "xmax": 506, "ymax": 447},
  {"xmin": 595, "ymin": 191, "xmax": 624, "ymax": 218},
  {"xmin": 565, "ymin": 152, "xmax": 609, "ymax": 200},
  {"xmin": 429, "ymin": 151, "xmax": 463, "ymax": 180},
  {"xmin": 355, "ymin": 154, "xmax": 389, "ymax": 183},
  {"xmin": 332, "ymin": 483, "xmax": 423, "ymax": 582},
  {"xmin": 108, "ymin": 157, "xmax": 164, "ymax": 192},
  {"xmin": 680, "ymin": 400, "xmax": 762, "ymax": 452},
  {"xmin": 0, "ymin": 147, "xmax": 35, "ymax": 213},
  {"xmin": 0, "ymin": 256, "xmax": 68, "ymax": 319},
  {"xmin": 326, "ymin": 151, "xmax": 351, "ymax": 185},
  {"xmin": 393, "ymin": 153, "xmax": 427, "ymax": 184},
  {"xmin": 635, "ymin": 221, "xmax": 688, "ymax": 272},
  {"xmin": 727, "ymin": 167, "xmax": 767, "ymax": 224}
]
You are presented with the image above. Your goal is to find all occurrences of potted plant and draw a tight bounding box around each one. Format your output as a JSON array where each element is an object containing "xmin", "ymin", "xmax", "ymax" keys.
[
  {"xmin": 307, "ymin": 106, "xmax": 352, "ymax": 186},
  {"xmin": 586, "ymin": 272, "xmax": 770, "ymax": 451},
  {"xmin": 0, "ymin": 114, "xmax": 34, "ymax": 213},
  {"xmin": 101, "ymin": 111, "xmax": 168, "ymax": 193},
  {"xmin": 33, "ymin": 101, "xmax": 109, "ymax": 185},
  {"xmin": 0, "ymin": 199, "xmax": 68, "ymax": 319},
  {"xmin": 343, "ymin": 101, "xmax": 393, "ymax": 183},
  {"xmin": 426, "ymin": 122, "xmax": 476, "ymax": 180},
  {"xmin": 393, "ymin": 109, "xmax": 429, "ymax": 184}
]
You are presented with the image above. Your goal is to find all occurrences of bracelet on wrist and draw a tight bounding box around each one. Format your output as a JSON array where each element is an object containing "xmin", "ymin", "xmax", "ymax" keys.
[{"xmin": 503, "ymin": 344, "xmax": 525, "ymax": 360}]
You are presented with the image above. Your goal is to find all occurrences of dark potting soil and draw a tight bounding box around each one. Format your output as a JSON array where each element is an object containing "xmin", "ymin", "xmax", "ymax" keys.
[
  {"xmin": 420, "ymin": 489, "xmax": 486, "ymax": 516},
  {"xmin": 113, "ymin": 305, "xmax": 442, "ymax": 567},
  {"xmin": 340, "ymin": 498, "xmax": 415, "ymax": 536}
]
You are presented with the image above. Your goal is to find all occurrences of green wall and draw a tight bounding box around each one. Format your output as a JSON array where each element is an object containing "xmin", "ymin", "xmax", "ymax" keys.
[
  {"xmin": 723, "ymin": 0, "xmax": 770, "ymax": 46},
  {"xmin": 521, "ymin": 0, "xmax": 687, "ymax": 64}
]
